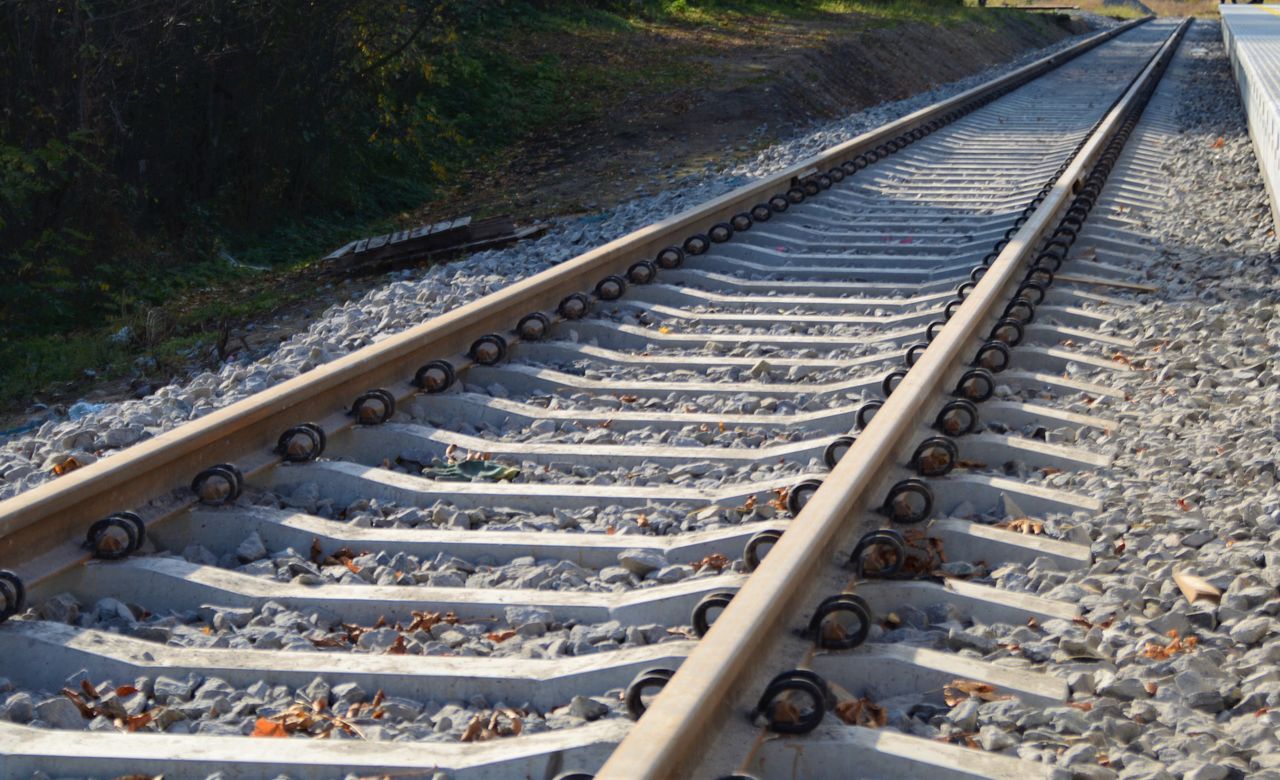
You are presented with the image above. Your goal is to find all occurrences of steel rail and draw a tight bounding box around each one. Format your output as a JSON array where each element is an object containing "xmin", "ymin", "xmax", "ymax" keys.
[
  {"xmin": 597, "ymin": 17, "xmax": 1189, "ymax": 780},
  {"xmin": 0, "ymin": 19, "xmax": 1147, "ymax": 587}
]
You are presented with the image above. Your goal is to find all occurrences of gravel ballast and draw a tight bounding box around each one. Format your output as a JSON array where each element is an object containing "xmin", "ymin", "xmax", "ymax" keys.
[{"xmin": 899, "ymin": 22, "xmax": 1280, "ymax": 779}]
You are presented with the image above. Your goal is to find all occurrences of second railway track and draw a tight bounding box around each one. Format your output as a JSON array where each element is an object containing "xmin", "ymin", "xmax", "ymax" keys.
[{"xmin": 0, "ymin": 15, "xmax": 1194, "ymax": 780}]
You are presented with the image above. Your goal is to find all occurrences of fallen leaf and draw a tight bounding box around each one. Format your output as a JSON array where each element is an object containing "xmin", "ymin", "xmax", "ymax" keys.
[
  {"xmin": 834, "ymin": 698, "xmax": 888, "ymax": 728},
  {"xmin": 769, "ymin": 699, "xmax": 802, "ymax": 725},
  {"xmin": 52, "ymin": 456, "xmax": 81, "ymax": 477},
  {"xmin": 60, "ymin": 688, "xmax": 96, "ymax": 719},
  {"xmin": 1140, "ymin": 630, "xmax": 1198, "ymax": 660},
  {"xmin": 115, "ymin": 685, "xmax": 138, "ymax": 697},
  {"xmin": 487, "ymin": 630, "xmax": 518, "ymax": 643},
  {"xmin": 252, "ymin": 718, "xmax": 288, "ymax": 738},
  {"xmin": 407, "ymin": 611, "xmax": 443, "ymax": 633},
  {"xmin": 1068, "ymin": 701, "xmax": 1093, "ymax": 711},
  {"xmin": 308, "ymin": 635, "xmax": 347, "ymax": 649},
  {"xmin": 460, "ymin": 713, "xmax": 490, "ymax": 742},
  {"xmin": 1212, "ymin": 136, "xmax": 1225, "ymax": 148},
  {"xmin": 996, "ymin": 518, "xmax": 1044, "ymax": 535},
  {"xmin": 80, "ymin": 680, "xmax": 100, "ymax": 699},
  {"xmin": 693, "ymin": 553, "xmax": 729, "ymax": 573},
  {"xmin": 943, "ymin": 680, "xmax": 1010, "ymax": 707},
  {"xmin": 1176, "ymin": 498, "xmax": 1192, "ymax": 512},
  {"xmin": 385, "ymin": 635, "xmax": 407, "ymax": 655},
  {"xmin": 127, "ymin": 711, "xmax": 153, "ymax": 732}
]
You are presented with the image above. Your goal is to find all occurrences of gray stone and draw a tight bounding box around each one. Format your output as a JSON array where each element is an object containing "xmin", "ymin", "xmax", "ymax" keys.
[
  {"xmin": 618, "ymin": 549, "xmax": 667, "ymax": 576},
  {"xmin": 1098, "ymin": 676, "xmax": 1149, "ymax": 701},
  {"xmin": 568, "ymin": 695, "xmax": 610, "ymax": 721},
  {"xmin": 947, "ymin": 698, "xmax": 981, "ymax": 731},
  {"xmin": 34, "ymin": 697, "xmax": 86, "ymax": 729},
  {"xmin": 1231, "ymin": 615, "xmax": 1271, "ymax": 645},
  {"xmin": 504, "ymin": 606, "xmax": 554, "ymax": 632},
  {"xmin": 236, "ymin": 532, "xmax": 268, "ymax": 562},
  {"xmin": 154, "ymin": 675, "xmax": 197, "ymax": 701},
  {"xmin": 38, "ymin": 593, "xmax": 80, "ymax": 624},
  {"xmin": 5, "ymin": 692, "xmax": 34, "ymax": 723}
]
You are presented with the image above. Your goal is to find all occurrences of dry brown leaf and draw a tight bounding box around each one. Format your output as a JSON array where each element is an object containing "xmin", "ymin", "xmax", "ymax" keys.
[
  {"xmin": 1212, "ymin": 136, "xmax": 1225, "ymax": 149},
  {"xmin": 407, "ymin": 610, "xmax": 443, "ymax": 633},
  {"xmin": 309, "ymin": 635, "xmax": 346, "ymax": 649},
  {"xmin": 115, "ymin": 685, "xmax": 138, "ymax": 697},
  {"xmin": 385, "ymin": 635, "xmax": 407, "ymax": 655},
  {"xmin": 834, "ymin": 698, "xmax": 888, "ymax": 728},
  {"xmin": 1140, "ymin": 630, "xmax": 1198, "ymax": 660},
  {"xmin": 1068, "ymin": 701, "xmax": 1093, "ymax": 712},
  {"xmin": 127, "ymin": 711, "xmax": 154, "ymax": 732},
  {"xmin": 996, "ymin": 518, "xmax": 1043, "ymax": 535},
  {"xmin": 487, "ymin": 630, "xmax": 517, "ymax": 643},
  {"xmin": 52, "ymin": 456, "xmax": 81, "ymax": 477},
  {"xmin": 80, "ymin": 680, "xmax": 100, "ymax": 699},
  {"xmin": 252, "ymin": 718, "xmax": 288, "ymax": 738},
  {"xmin": 693, "ymin": 553, "xmax": 729, "ymax": 573},
  {"xmin": 60, "ymin": 689, "xmax": 95, "ymax": 719},
  {"xmin": 943, "ymin": 680, "xmax": 1010, "ymax": 707},
  {"xmin": 460, "ymin": 714, "xmax": 489, "ymax": 742},
  {"xmin": 770, "ymin": 699, "xmax": 802, "ymax": 725},
  {"xmin": 770, "ymin": 487, "xmax": 790, "ymax": 513}
]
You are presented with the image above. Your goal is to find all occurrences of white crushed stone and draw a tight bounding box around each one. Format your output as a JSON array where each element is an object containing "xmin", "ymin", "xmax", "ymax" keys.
[{"xmin": 873, "ymin": 22, "xmax": 1280, "ymax": 779}]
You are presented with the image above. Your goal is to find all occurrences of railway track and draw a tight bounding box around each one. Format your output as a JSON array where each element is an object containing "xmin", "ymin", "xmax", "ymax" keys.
[{"xmin": 0, "ymin": 16, "xmax": 1191, "ymax": 780}]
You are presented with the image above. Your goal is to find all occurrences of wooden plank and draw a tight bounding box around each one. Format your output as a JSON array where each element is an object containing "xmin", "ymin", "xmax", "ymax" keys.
[{"xmin": 322, "ymin": 240, "xmax": 358, "ymax": 261}]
